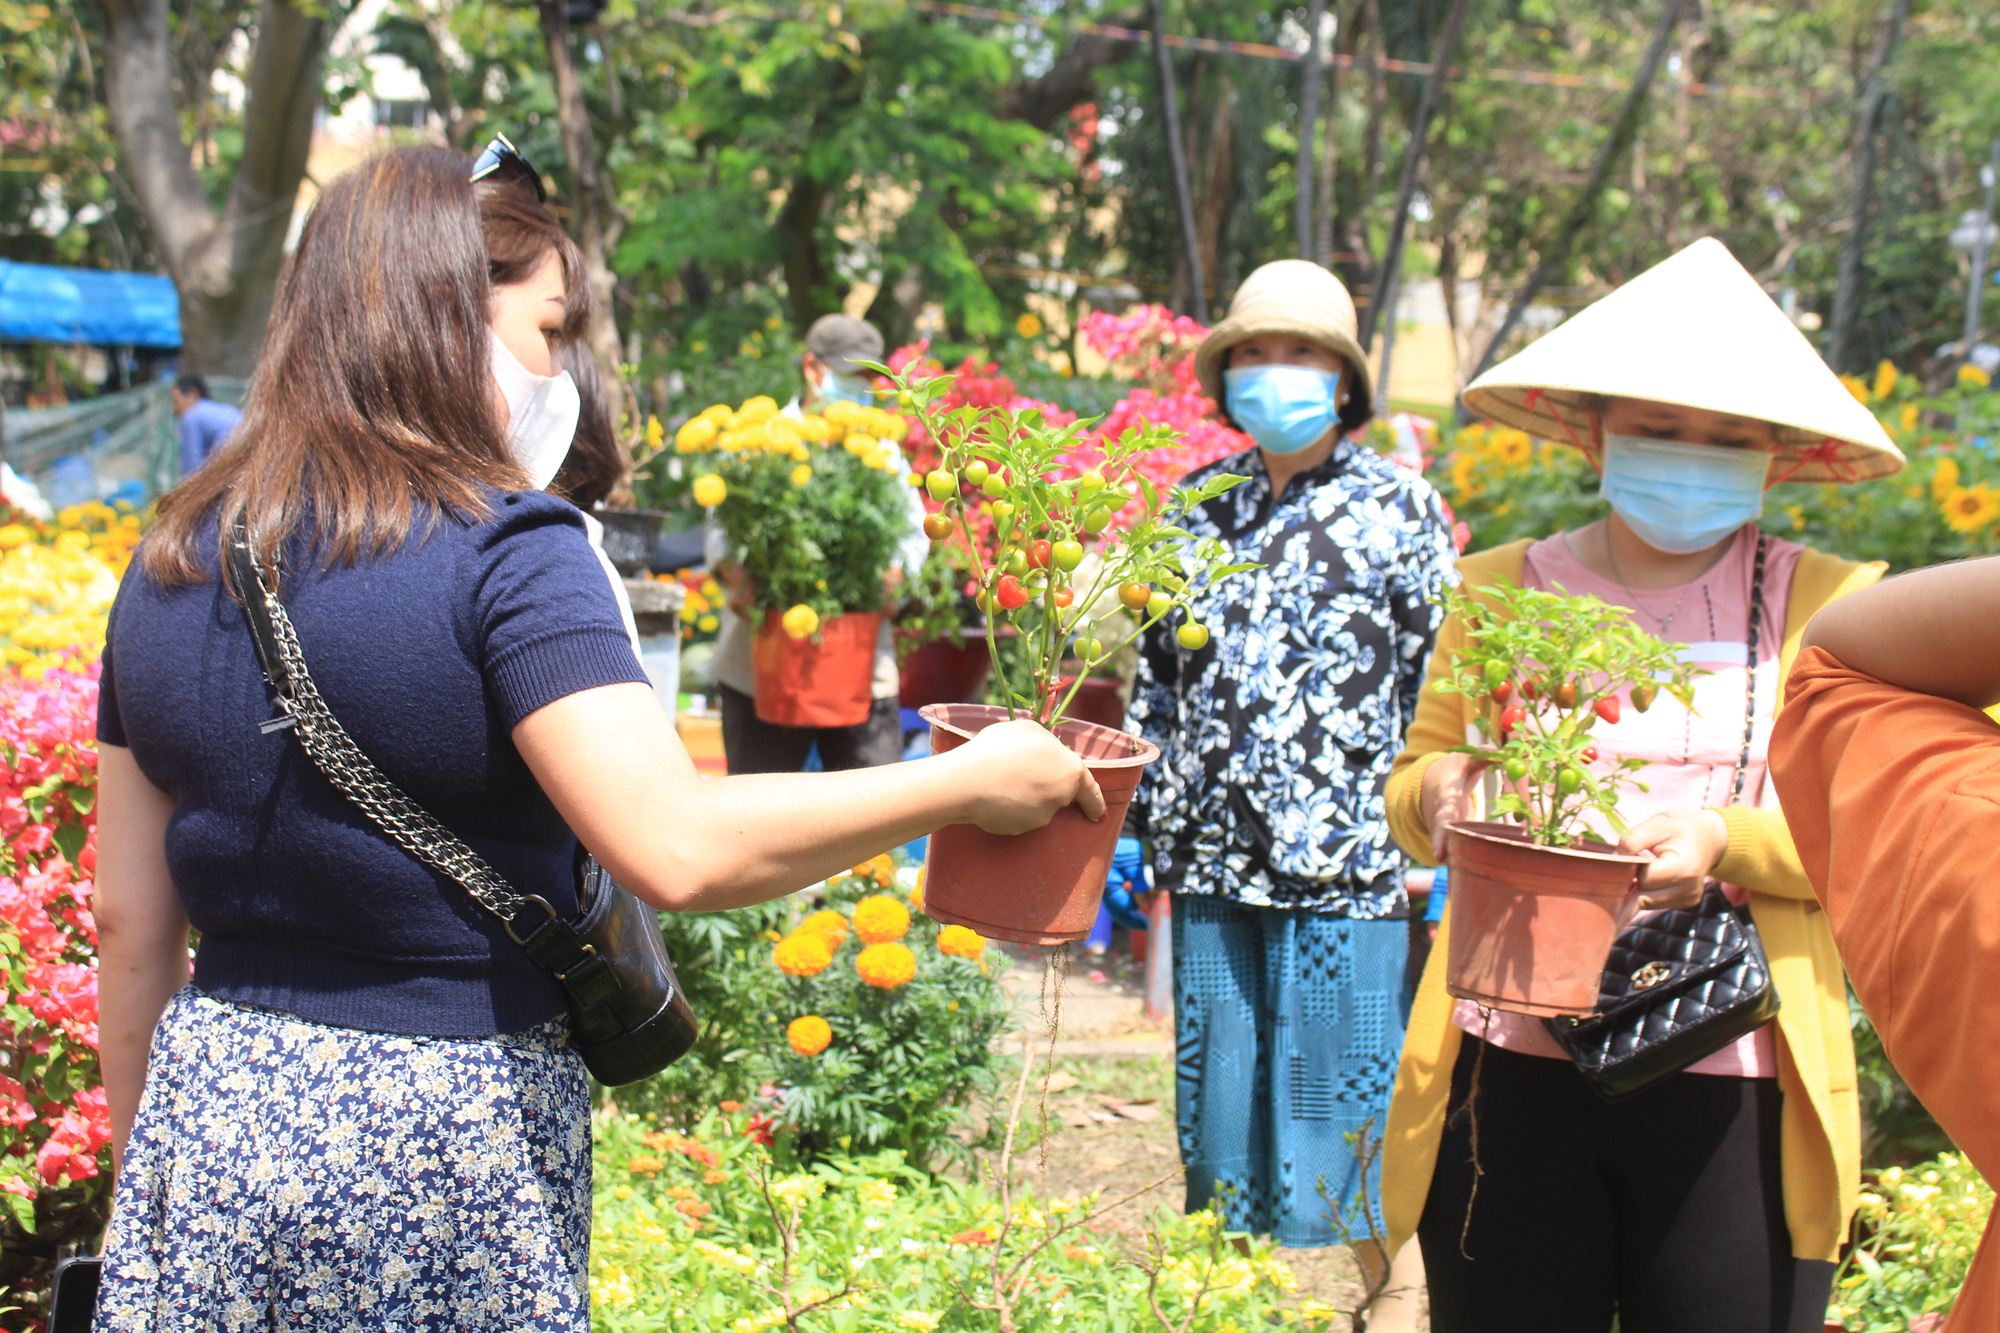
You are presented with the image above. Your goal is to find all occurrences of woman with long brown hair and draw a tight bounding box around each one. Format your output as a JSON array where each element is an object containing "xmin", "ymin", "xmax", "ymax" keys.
[{"xmin": 90, "ymin": 145, "xmax": 1097, "ymax": 1326}]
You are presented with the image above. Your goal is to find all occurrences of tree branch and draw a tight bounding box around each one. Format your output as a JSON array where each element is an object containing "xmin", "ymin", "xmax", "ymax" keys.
[{"xmin": 996, "ymin": 13, "xmax": 1143, "ymax": 130}]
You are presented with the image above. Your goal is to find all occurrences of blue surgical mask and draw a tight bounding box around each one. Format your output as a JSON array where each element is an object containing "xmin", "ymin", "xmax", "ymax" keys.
[
  {"xmin": 1224, "ymin": 364, "xmax": 1341, "ymax": 455},
  {"xmin": 819, "ymin": 370, "xmax": 874, "ymax": 406},
  {"xmin": 1598, "ymin": 434, "xmax": 1771, "ymax": 555}
]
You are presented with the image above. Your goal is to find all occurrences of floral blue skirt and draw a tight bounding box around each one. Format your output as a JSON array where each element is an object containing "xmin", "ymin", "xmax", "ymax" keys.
[{"xmin": 96, "ymin": 987, "xmax": 591, "ymax": 1331}]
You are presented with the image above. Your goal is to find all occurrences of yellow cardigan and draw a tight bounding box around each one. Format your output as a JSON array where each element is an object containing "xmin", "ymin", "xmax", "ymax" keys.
[{"xmin": 1379, "ymin": 538, "xmax": 1882, "ymax": 1264}]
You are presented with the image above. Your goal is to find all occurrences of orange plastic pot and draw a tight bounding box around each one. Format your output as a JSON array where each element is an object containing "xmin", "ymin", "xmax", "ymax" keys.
[
  {"xmin": 919, "ymin": 702, "xmax": 1159, "ymax": 946},
  {"xmin": 1443, "ymin": 820, "xmax": 1648, "ymax": 1018},
  {"xmin": 752, "ymin": 611, "xmax": 880, "ymax": 728}
]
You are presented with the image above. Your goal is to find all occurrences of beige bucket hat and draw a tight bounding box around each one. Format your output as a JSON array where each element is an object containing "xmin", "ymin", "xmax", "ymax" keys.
[
  {"xmin": 1194, "ymin": 260, "xmax": 1373, "ymax": 408},
  {"xmin": 1461, "ymin": 237, "xmax": 1904, "ymax": 483}
]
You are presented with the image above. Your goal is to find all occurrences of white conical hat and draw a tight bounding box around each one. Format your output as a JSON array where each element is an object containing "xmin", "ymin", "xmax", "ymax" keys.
[{"xmin": 1461, "ymin": 237, "xmax": 1904, "ymax": 483}]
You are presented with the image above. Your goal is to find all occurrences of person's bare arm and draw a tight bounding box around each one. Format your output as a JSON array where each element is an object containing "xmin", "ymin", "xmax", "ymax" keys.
[
  {"xmin": 1802, "ymin": 555, "xmax": 2000, "ymax": 709},
  {"xmin": 94, "ymin": 745, "xmax": 190, "ymax": 1171},
  {"xmin": 513, "ymin": 683, "xmax": 1104, "ymax": 912}
]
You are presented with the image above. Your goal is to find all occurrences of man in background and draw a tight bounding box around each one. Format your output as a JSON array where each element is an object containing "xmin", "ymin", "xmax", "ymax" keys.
[
  {"xmin": 707, "ymin": 314, "xmax": 927, "ymax": 773},
  {"xmin": 171, "ymin": 374, "xmax": 242, "ymax": 475}
]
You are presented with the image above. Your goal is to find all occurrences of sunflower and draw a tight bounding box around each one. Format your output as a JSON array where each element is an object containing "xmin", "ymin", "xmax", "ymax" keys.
[
  {"xmin": 1873, "ymin": 360, "xmax": 1899, "ymax": 401},
  {"xmin": 786, "ymin": 1015, "xmax": 832, "ymax": 1056},
  {"xmin": 1939, "ymin": 483, "xmax": 2000, "ymax": 535},
  {"xmin": 1960, "ymin": 363, "xmax": 1992, "ymax": 390},
  {"xmin": 1015, "ymin": 312, "xmax": 1044, "ymax": 339},
  {"xmin": 852, "ymin": 894, "xmax": 911, "ymax": 944},
  {"xmin": 773, "ymin": 932, "xmax": 835, "ymax": 977},
  {"xmin": 855, "ymin": 941, "xmax": 918, "ymax": 989},
  {"xmin": 1488, "ymin": 427, "xmax": 1533, "ymax": 470},
  {"xmin": 1932, "ymin": 456, "xmax": 1961, "ymax": 503}
]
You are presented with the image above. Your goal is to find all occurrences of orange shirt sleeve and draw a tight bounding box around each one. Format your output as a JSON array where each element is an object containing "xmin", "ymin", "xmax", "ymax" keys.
[{"xmin": 1770, "ymin": 646, "xmax": 2000, "ymax": 1325}]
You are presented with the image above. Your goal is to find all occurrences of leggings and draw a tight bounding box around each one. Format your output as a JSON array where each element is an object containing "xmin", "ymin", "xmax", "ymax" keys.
[{"xmin": 1418, "ymin": 1037, "xmax": 1835, "ymax": 1333}]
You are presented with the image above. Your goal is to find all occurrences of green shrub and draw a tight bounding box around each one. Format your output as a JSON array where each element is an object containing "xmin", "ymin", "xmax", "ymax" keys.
[{"xmin": 1830, "ymin": 1153, "xmax": 1993, "ymax": 1332}]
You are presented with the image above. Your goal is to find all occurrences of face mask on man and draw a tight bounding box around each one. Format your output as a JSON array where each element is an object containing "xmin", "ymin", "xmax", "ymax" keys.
[
  {"xmin": 1597, "ymin": 433, "xmax": 1771, "ymax": 555},
  {"xmin": 491, "ymin": 331, "xmax": 581, "ymax": 491},
  {"xmin": 818, "ymin": 369, "xmax": 874, "ymax": 407},
  {"xmin": 1224, "ymin": 364, "xmax": 1342, "ymax": 455}
]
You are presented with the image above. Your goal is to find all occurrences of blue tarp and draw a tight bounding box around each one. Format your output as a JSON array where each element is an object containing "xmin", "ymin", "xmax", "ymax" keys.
[{"xmin": 0, "ymin": 260, "xmax": 180, "ymax": 348}]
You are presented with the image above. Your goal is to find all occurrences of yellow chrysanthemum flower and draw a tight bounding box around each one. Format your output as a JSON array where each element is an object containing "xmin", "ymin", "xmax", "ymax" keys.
[
  {"xmin": 1840, "ymin": 373, "xmax": 1870, "ymax": 403},
  {"xmin": 1940, "ymin": 483, "xmax": 2000, "ymax": 534},
  {"xmin": 787, "ymin": 1014, "xmax": 832, "ymax": 1056},
  {"xmin": 692, "ymin": 474, "xmax": 727, "ymax": 507},
  {"xmin": 855, "ymin": 941, "xmax": 917, "ymax": 989},
  {"xmin": 791, "ymin": 463, "xmax": 813, "ymax": 486},
  {"xmin": 1873, "ymin": 360, "xmax": 1899, "ymax": 401},
  {"xmin": 773, "ymin": 932, "xmax": 835, "ymax": 977},
  {"xmin": 1960, "ymin": 363, "xmax": 1992, "ymax": 390},
  {"xmin": 676, "ymin": 418, "xmax": 719, "ymax": 453},
  {"xmin": 1901, "ymin": 402, "xmax": 1921, "ymax": 433},
  {"xmin": 799, "ymin": 908, "xmax": 850, "ymax": 943},
  {"xmin": 646, "ymin": 415, "xmax": 666, "ymax": 451},
  {"xmin": 782, "ymin": 604, "xmax": 821, "ymax": 639},
  {"xmin": 852, "ymin": 894, "xmax": 910, "ymax": 944},
  {"xmin": 937, "ymin": 924, "xmax": 986, "ymax": 958},
  {"xmin": 1015, "ymin": 312, "xmax": 1043, "ymax": 339}
]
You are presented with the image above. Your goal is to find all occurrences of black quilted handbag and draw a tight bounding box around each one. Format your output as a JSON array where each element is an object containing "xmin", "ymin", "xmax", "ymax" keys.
[
  {"xmin": 1543, "ymin": 533, "xmax": 1779, "ymax": 1102},
  {"xmin": 1544, "ymin": 884, "xmax": 1779, "ymax": 1100}
]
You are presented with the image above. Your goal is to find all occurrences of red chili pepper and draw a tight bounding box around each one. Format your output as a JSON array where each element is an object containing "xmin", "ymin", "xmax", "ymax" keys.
[
  {"xmin": 996, "ymin": 575, "xmax": 1030, "ymax": 610},
  {"xmin": 1489, "ymin": 681, "xmax": 1513, "ymax": 707},
  {"xmin": 1029, "ymin": 540, "xmax": 1052, "ymax": 569},
  {"xmin": 1581, "ymin": 745, "xmax": 1599, "ymax": 763},
  {"xmin": 1521, "ymin": 679, "xmax": 1540, "ymax": 702},
  {"xmin": 1594, "ymin": 696, "xmax": 1622, "ymax": 725},
  {"xmin": 1052, "ymin": 586, "xmax": 1074, "ymax": 608},
  {"xmin": 1497, "ymin": 704, "xmax": 1527, "ymax": 739}
]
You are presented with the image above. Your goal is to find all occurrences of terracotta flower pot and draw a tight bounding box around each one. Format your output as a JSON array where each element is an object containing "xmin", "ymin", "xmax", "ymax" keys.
[
  {"xmin": 897, "ymin": 632, "xmax": 994, "ymax": 709},
  {"xmin": 1443, "ymin": 820, "xmax": 1648, "ymax": 1018},
  {"xmin": 919, "ymin": 702, "xmax": 1159, "ymax": 946},
  {"xmin": 752, "ymin": 611, "xmax": 880, "ymax": 728}
]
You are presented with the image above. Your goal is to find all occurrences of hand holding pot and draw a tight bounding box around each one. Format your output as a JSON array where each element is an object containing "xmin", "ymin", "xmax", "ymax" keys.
[
  {"xmin": 951, "ymin": 719, "xmax": 1106, "ymax": 834},
  {"xmin": 1420, "ymin": 752, "xmax": 1488, "ymax": 862},
  {"xmin": 1617, "ymin": 809, "xmax": 1729, "ymax": 912}
]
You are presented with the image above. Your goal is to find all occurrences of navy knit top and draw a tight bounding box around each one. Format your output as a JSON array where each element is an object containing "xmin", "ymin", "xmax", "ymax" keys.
[{"xmin": 96, "ymin": 491, "xmax": 651, "ymax": 1038}]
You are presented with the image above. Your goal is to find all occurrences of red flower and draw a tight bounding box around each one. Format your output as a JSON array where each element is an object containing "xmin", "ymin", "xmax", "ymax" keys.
[{"xmin": 744, "ymin": 1114, "xmax": 778, "ymax": 1147}]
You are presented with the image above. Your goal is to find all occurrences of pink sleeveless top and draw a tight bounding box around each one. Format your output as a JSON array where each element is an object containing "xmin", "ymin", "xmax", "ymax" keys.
[{"xmin": 1449, "ymin": 524, "xmax": 1800, "ymax": 1077}]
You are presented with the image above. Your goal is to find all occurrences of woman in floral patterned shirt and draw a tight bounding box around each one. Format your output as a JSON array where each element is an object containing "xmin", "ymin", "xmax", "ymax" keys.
[{"xmin": 1126, "ymin": 260, "xmax": 1455, "ymax": 1329}]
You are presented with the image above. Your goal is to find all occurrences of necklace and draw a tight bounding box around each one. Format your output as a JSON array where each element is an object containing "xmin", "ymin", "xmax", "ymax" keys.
[{"xmin": 1601, "ymin": 523, "xmax": 1695, "ymax": 638}]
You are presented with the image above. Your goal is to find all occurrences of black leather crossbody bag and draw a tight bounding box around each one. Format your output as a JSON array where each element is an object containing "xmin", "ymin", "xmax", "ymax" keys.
[
  {"xmin": 1543, "ymin": 533, "xmax": 1779, "ymax": 1102},
  {"xmin": 226, "ymin": 530, "xmax": 696, "ymax": 1087}
]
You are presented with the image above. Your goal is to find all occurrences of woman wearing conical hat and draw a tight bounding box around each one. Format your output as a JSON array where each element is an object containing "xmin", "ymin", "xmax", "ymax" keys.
[{"xmin": 1377, "ymin": 238, "xmax": 1903, "ymax": 1329}]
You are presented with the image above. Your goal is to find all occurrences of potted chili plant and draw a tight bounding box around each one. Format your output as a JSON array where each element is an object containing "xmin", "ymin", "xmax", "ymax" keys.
[
  {"xmin": 680, "ymin": 396, "xmax": 915, "ymax": 728},
  {"xmin": 875, "ymin": 360, "xmax": 1257, "ymax": 945},
  {"xmin": 1434, "ymin": 580, "xmax": 1702, "ymax": 1017}
]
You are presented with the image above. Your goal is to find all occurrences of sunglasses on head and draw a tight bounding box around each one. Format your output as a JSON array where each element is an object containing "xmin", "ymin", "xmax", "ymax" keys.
[{"xmin": 470, "ymin": 132, "xmax": 546, "ymax": 203}]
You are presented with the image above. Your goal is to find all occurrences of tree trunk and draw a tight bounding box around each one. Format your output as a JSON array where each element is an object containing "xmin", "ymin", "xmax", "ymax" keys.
[
  {"xmin": 1149, "ymin": 0, "xmax": 1207, "ymax": 322},
  {"xmin": 1356, "ymin": 0, "xmax": 1469, "ymax": 357},
  {"xmin": 1294, "ymin": 0, "xmax": 1327, "ymax": 259},
  {"xmin": 1827, "ymin": 0, "xmax": 1912, "ymax": 373},
  {"xmin": 97, "ymin": 0, "xmax": 328, "ymax": 375},
  {"xmin": 537, "ymin": 0, "xmax": 629, "ymax": 433},
  {"xmin": 1462, "ymin": 0, "xmax": 1688, "ymax": 394},
  {"xmin": 776, "ymin": 170, "xmax": 836, "ymax": 331},
  {"xmin": 1196, "ymin": 73, "xmax": 1235, "ymax": 295},
  {"xmin": 1314, "ymin": 1, "xmax": 1345, "ymax": 269}
]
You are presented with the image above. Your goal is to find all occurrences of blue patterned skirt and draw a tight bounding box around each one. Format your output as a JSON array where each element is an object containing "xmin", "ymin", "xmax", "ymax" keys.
[
  {"xmin": 1172, "ymin": 897, "xmax": 1411, "ymax": 1247},
  {"xmin": 96, "ymin": 987, "xmax": 592, "ymax": 1331}
]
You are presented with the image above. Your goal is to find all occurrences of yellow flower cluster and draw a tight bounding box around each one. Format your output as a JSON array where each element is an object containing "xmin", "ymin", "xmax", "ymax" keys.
[
  {"xmin": 0, "ymin": 502, "xmax": 141, "ymax": 676},
  {"xmin": 1443, "ymin": 421, "xmax": 1543, "ymax": 501},
  {"xmin": 673, "ymin": 396, "xmax": 909, "ymax": 473},
  {"xmin": 852, "ymin": 894, "xmax": 911, "ymax": 945}
]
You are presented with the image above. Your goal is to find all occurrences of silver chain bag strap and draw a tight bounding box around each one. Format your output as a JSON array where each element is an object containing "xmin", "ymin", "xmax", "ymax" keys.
[{"xmin": 226, "ymin": 527, "xmax": 696, "ymax": 1086}]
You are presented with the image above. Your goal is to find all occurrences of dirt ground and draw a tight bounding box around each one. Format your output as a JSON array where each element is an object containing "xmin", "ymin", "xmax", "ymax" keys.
[{"xmin": 953, "ymin": 938, "xmax": 1429, "ymax": 1328}]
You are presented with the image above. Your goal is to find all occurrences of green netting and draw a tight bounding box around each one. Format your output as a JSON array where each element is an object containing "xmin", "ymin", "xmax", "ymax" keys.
[{"xmin": 2, "ymin": 378, "xmax": 245, "ymax": 512}]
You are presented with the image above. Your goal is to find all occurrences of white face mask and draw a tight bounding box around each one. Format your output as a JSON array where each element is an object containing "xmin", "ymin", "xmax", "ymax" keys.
[{"xmin": 490, "ymin": 330, "xmax": 580, "ymax": 491}]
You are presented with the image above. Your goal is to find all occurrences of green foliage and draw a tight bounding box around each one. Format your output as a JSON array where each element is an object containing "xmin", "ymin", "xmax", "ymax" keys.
[
  {"xmin": 1852, "ymin": 992, "xmax": 1954, "ymax": 1170},
  {"xmin": 618, "ymin": 862, "xmax": 1011, "ymax": 1175},
  {"xmin": 885, "ymin": 363, "xmax": 1255, "ymax": 728},
  {"xmin": 591, "ymin": 1106, "xmax": 1316, "ymax": 1332},
  {"xmin": 1436, "ymin": 581, "xmax": 1700, "ymax": 846},
  {"xmin": 1829, "ymin": 1153, "xmax": 1993, "ymax": 1332}
]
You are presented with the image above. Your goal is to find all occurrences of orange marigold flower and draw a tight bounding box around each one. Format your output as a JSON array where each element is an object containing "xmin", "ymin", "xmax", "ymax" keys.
[
  {"xmin": 774, "ymin": 931, "xmax": 835, "ymax": 977},
  {"xmin": 853, "ymin": 894, "xmax": 911, "ymax": 944},
  {"xmin": 704, "ymin": 1169, "xmax": 729, "ymax": 1185},
  {"xmin": 798, "ymin": 909, "xmax": 850, "ymax": 943},
  {"xmin": 855, "ymin": 941, "xmax": 918, "ymax": 990},
  {"xmin": 787, "ymin": 1014, "xmax": 833, "ymax": 1056},
  {"xmin": 950, "ymin": 1227, "xmax": 997, "ymax": 1247},
  {"xmin": 677, "ymin": 1199, "xmax": 711, "ymax": 1218},
  {"xmin": 909, "ymin": 872, "xmax": 925, "ymax": 913},
  {"xmin": 848, "ymin": 853, "xmax": 895, "ymax": 885},
  {"xmin": 937, "ymin": 924, "xmax": 986, "ymax": 958},
  {"xmin": 666, "ymin": 1185, "xmax": 696, "ymax": 1200},
  {"xmin": 627, "ymin": 1155, "xmax": 665, "ymax": 1175},
  {"xmin": 719, "ymin": 1100, "xmax": 743, "ymax": 1113}
]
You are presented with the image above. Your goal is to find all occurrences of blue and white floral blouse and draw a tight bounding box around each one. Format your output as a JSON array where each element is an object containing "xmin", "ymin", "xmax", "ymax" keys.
[{"xmin": 1127, "ymin": 440, "xmax": 1457, "ymax": 916}]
